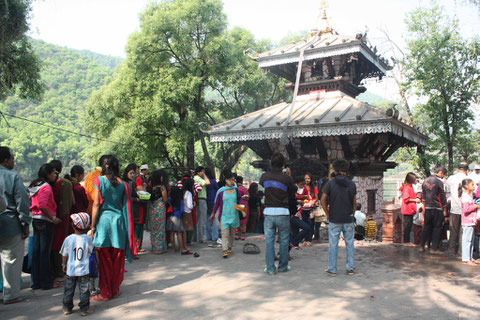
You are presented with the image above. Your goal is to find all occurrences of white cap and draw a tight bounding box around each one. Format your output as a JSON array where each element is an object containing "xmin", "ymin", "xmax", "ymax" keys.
[
  {"xmin": 475, "ymin": 165, "xmax": 480, "ymax": 170},
  {"xmin": 140, "ymin": 164, "xmax": 149, "ymax": 170}
]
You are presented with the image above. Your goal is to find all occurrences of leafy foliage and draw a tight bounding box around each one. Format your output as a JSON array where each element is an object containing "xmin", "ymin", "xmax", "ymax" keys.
[
  {"xmin": 85, "ymin": 0, "xmax": 288, "ymax": 176},
  {"xmin": 0, "ymin": 39, "xmax": 119, "ymax": 179},
  {"xmin": 403, "ymin": 3, "xmax": 480, "ymax": 173},
  {"xmin": 0, "ymin": 0, "xmax": 43, "ymax": 100}
]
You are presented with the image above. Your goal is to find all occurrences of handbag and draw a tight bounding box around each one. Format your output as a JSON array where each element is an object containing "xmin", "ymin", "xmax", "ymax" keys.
[{"xmin": 234, "ymin": 204, "xmax": 246, "ymax": 220}]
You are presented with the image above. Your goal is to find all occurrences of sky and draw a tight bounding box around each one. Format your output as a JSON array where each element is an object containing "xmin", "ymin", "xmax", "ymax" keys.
[{"xmin": 28, "ymin": 0, "xmax": 480, "ymax": 100}]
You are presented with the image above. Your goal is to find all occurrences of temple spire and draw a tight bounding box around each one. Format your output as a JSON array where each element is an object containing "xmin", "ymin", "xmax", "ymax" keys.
[{"xmin": 311, "ymin": 1, "xmax": 334, "ymax": 37}]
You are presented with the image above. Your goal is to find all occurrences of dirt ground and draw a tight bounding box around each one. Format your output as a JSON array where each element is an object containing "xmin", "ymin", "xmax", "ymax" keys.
[{"xmin": 2, "ymin": 233, "xmax": 480, "ymax": 320}]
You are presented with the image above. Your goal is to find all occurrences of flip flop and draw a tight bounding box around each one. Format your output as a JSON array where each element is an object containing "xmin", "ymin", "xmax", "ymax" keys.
[
  {"xmin": 181, "ymin": 250, "xmax": 193, "ymax": 255},
  {"xmin": 52, "ymin": 281, "xmax": 63, "ymax": 288},
  {"xmin": 91, "ymin": 294, "xmax": 109, "ymax": 301}
]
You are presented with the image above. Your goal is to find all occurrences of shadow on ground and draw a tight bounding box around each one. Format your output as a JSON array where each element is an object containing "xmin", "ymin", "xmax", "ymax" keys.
[{"xmin": 2, "ymin": 233, "xmax": 480, "ymax": 320}]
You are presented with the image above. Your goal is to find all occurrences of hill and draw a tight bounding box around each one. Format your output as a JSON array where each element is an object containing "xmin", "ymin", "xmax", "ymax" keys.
[{"xmin": 0, "ymin": 39, "xmax": 122, "ymax": 179}]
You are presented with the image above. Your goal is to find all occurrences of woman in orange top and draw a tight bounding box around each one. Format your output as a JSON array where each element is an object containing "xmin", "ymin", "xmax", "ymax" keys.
[{"xmin": 84, "ymin": 155, "xmax": 108, "ymax": 215}]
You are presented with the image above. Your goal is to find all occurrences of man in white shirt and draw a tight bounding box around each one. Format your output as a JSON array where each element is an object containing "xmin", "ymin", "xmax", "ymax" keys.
[
  {"xmin": 469, "ymin": 165, "xmax": 480, "ymax": 186},
  {"xmin": 446, "ymin": 162, "xmax": 469, "ymax": 256}
]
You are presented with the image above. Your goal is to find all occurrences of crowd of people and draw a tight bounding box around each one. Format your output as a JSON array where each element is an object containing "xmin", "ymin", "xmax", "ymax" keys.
[
  {"xmin": 399, "ymin": 163, "xmax": 480, "ymax": 264},
  {"xmin": 2, "ymin": 143, "xmax": 480, "ymax": 315}
]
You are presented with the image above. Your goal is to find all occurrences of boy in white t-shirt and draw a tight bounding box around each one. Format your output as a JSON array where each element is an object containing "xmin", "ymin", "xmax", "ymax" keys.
[{"xmin": 60, "ymin": 212, "xmax": 93, "ymax": 316}]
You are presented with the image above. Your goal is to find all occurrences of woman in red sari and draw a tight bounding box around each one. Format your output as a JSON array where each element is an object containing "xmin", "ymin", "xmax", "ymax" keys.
[
  {"xmin": 66, "ymin": 165, "xmax": 89, "ymax": 214},
  {"xmin": 90, "ymin": 156, "xmax": 135, "ymax": 301}
]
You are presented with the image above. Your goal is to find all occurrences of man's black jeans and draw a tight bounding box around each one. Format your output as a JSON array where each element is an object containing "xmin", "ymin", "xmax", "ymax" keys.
[{"xmin": 63, "ymin": 275, "xmax": 90, "ymax": 312}]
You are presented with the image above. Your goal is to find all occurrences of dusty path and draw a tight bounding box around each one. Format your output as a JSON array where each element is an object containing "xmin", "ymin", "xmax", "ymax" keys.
[{"xmin": 2, "ymin": 233, "xmax": 480, "ymax": 320}]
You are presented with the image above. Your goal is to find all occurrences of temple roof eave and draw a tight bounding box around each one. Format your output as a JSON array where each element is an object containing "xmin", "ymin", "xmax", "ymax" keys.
[
  {"xmin": 257, "ymin": 41, "xmax": 391, "ymax": 74},
  {"xmin": 207, "ymin": 119, "xmax": 427, "ymax": 146}
]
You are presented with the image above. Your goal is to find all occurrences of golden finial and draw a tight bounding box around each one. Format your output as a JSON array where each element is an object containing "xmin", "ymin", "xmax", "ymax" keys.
[{"xmin": 311, "ymin": 1, "xmax": 333, "ymax": 37}]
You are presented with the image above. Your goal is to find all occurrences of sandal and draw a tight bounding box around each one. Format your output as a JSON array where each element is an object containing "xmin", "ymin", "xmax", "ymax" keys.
[
  {"xmin": 91, "ymin": 294, "xmax": 109, "ymax": 302},
  {"xmin": 52, "ymin": 281, "xmax": 63, "ymax": 288},
  {"xmin": 181, "ymin": 250, "xmax": 193, "ymax": 255}
]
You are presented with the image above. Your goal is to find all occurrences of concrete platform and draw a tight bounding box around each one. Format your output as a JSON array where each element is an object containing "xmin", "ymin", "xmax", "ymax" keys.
[{"xmin": 2, "ymin": 233, "xmax": 480, "ymax": 319}]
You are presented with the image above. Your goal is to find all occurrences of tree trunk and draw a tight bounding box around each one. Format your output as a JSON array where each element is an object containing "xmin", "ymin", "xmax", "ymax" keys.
[
  {"xmin": 222, "ymin": 145, "xmax": 248, "ymax": 172},
  {"xmin": 417, "ymin": 146, "xmax": 430, "ymax": 177},
  {"xmin": 186, "ymin": 136, "xmax": 195, "ymax": 169},
  {"xmin": 199, "ymin": 130, "xmax": 214, "ymax": 171}
]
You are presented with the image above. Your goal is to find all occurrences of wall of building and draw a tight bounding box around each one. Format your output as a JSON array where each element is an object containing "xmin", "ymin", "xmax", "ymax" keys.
[{"xmin": 352, "ymin": 176, "xmax": 384, "ymax": 221}]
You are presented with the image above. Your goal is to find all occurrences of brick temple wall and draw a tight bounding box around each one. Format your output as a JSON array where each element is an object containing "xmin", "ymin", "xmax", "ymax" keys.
[{"xmin": 352, "ymin": 176, "xmax": 384, "ymax": 221}]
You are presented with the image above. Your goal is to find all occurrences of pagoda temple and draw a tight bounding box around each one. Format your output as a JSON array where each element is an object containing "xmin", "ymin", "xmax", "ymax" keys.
[{"xmin": 206, "ymin": 4, "xmax": 426, "ymax": 218}]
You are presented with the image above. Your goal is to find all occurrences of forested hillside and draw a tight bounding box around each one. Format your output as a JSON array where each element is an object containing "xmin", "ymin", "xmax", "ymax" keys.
[{"xmin": 0, "ymin": 39, "xmax": 122, "ymax": 179}]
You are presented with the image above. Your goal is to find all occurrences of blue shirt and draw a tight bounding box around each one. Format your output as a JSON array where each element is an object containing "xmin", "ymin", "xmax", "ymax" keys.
[
  {"xmin": 60, "ymin": 234, "xmax": 93, "ymax": 277},
  {"xmin": 263, "ymin": 207, "xmax": 289, "ymax": 216},
  {"xmin": 206, "ymin": 177, "xmax": 219, "ymax": 205}
]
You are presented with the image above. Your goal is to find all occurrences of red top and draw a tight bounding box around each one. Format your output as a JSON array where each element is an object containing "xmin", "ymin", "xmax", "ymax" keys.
[
  {"xmin": 401, "ymin": 184, "xmax": 417, "ymax": 215},
  {"xmin": 72, "ymin": 184, "xmax": 89, "ymax": 213}
]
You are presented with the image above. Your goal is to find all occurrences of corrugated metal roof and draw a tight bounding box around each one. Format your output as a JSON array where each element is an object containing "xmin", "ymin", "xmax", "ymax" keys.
[
  {"xmin": 255, "ymin": 33, "xmax": 391, "ymax": 73},
  {"xmin": 206, "ymin": 91, "xmax": 427, "ymax": 146},
  {"xmin": 257, "ymin": 34, "xmax": 356, "ymax": 59}
]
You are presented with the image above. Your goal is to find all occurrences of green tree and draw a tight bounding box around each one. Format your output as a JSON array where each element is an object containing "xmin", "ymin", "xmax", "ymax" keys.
[
  {"xmin": 403, "ymin": 3, "xmax": 480, "ymax": 172},
  {"xmin": 85, "ymin": 0, "xmax": 287, "ymax": 175},
  {"xmin": 0, "ymin": 0, "xmax": 43, "ymax": 100}
]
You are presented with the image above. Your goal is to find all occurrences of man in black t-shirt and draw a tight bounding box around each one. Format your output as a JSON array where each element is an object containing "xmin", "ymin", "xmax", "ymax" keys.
[{"xmin": 320, "ymin": 160, "xmax": 357, "ymax": 276}]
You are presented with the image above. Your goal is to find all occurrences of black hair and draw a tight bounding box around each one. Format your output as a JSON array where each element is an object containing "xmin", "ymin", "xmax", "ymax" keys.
[
  {"xmin": 101, "ymin": 155, "xmax": 120, "ymax": 186},
  {"xmin": 223, "ymin": 171, "xmax": 235, "ymax": 184},
  {"xmin": 356, "ymin": 203, "xmax": 362, "ymax": 211},
  {"xmin": 236, "ymin": 176, "xmax": 244, "ymax": 184},
  {"xmin": 195, "ymin": 166, "xmax": 205, "ymax": 174},
  {"xmin": 218, "ymin": 170, "xmax": 232, "ymax": 188},
  {"xmin": 183, "ymin": 170, "xmax": 192, "ymax": 179},
  {"xmin": 149, "ymin": 170, "xmax": 169, "ymax": 188},
  {"xmin": 170, "ymin": 185, "xmax": 183, "ymax": 208},
  {"xmin": 148, "ymin": 170, "xmax": 169, "ymax": 202},
  {"xmin": 50, "ymin": 159, "xmax": 63, "ymax": 174},
  {"xmin": 98, "ymin": 155, "xmax": 109, "ymax": 167},
  {"xmin": 204, "ymin": 167, "xmax": 215, "ymax": 179},
  {"xmin": 271, "ymin": 152, "xmax": 285, "ymax": 169},
  {"xmin": 0, "ymin": 146, "xmax": 12, "ymax": 163},
  {"xmin": 333, "ymin": 160, "xmax": 349, "ymax": 173},
  {"xmin": 295, "ymin": 176, "xmax": 305, "ymax": 184},
  {"xmin": 433, "ymin": 164, "xmax": 447, "ymax": 175},
  {"xmin": 183, "ymin": 178, "xmax": 194, "ymax": 194},
  {"xmin": 404, "ymin": 172, "xmax": 417, "ymax": 185},
  {"xmin": 122, "ymin": 163, "xmax": 138, "ymax": 182},
  {"xmin": 249, "ymin": 182, "xmax": 258, "ymax": 197},
  {"xmin": 458, "ymin": 178, "xmax": 474, "ymax": 198},
  {"xmin": 65, "ymin": 165, "xmax": 85, "ymax": 181},
  {"xmin": 29, "ymin": 163, "xmax": 56, "ymax": 188},
  {"xmin": 304, "ymin": 172, "xmax": 315, "ymax": 191}
]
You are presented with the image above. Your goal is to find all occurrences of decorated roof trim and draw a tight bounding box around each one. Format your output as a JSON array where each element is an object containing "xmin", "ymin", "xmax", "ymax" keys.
[
  {"xmin": 208, "ymin": 119, "xmax": 426, "ymax": 146},
  {"xmin": 257, "ymin": 41, "xmax": 390, "ymax": 73}
]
